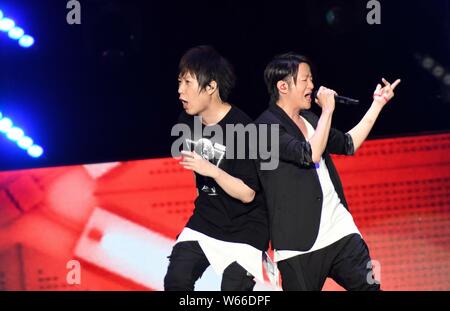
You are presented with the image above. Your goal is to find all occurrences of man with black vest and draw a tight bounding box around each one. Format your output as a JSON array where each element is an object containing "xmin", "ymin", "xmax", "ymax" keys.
[{"xmin": 255, "ymin": 52, "xmax": 400, "ymax": 291}]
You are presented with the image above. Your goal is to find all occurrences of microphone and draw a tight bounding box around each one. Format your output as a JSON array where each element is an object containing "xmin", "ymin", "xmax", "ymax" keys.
[{"xmin": 312, "ymin": 90, "xmax": 359, "ymax": 105}]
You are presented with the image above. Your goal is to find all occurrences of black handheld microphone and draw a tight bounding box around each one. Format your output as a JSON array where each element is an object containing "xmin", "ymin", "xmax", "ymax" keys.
[{"xmin": 312, "ymin": 90, "xmax": 359, "ymax": 105}]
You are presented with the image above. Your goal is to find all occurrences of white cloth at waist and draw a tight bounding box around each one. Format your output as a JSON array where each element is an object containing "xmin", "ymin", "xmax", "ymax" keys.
[{"xmin": 176, "ymin": 227, "xmax": 265, "ymax": 283}]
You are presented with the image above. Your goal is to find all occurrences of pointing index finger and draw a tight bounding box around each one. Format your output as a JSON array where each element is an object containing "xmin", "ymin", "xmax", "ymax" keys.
[
  {"xmin": 391, "ymin": 79, "xmax": 401, "ymax": 90},
  {"xmin": 382, "ymin": 78, "xmax": 390, "ymax": 86}
]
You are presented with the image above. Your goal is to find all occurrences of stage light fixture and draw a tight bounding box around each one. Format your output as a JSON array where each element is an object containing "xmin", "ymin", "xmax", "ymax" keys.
[
  {"xmin": 0, "ymin": 9, "xmax": 35, "ymax": 48},
  {"xmin": 0, "ymin": 111, "xmax": 44, "ymax": 158}
]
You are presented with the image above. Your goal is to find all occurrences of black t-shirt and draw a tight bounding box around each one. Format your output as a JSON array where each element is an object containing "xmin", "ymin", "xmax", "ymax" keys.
[{"xmin": 176, "ymin": 106, "xmax": 269, "ymax": 251}]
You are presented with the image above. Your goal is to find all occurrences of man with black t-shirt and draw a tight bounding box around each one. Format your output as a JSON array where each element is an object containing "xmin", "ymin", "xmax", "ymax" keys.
[{"xmin": 164, "ymin": 45, "xmax": 269, "ymax": 291}]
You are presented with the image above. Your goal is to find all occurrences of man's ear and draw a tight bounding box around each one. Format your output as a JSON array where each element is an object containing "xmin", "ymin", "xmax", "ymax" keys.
[
  {"xmin": 206, "ymin": 81, "xmax": 218, "ymax": 95},
  {"xmin": 277, "ymin": 80, "xmax": 289, "ymax": 95}
]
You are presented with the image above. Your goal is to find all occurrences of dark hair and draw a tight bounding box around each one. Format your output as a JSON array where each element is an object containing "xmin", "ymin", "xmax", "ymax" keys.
[
  {"xmin": 264, "ymin": 52, "xmax": 312, "ymax": 104},
  {"xmin": 179, "ymin": 45, "xmax": 236, "ymax": 102}
]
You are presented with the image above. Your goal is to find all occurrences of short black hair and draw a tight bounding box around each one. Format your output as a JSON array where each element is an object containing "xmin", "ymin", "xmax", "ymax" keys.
[
  {"xmin": 264, "ymin": 52, "xmax": 312, "ymax": 104},
  {"xmin": 179, "ymin": 45, "xmax": 236, "ymax": 102}
]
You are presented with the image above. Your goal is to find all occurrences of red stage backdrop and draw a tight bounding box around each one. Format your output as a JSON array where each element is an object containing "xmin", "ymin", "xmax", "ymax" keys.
[{"xmin": 1, "ymin": 133, "xmax": 449, "ymax": 290}]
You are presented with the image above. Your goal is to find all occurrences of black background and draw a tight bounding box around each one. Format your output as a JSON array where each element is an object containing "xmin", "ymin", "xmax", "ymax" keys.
[{"xmin": 0, "ymin": 0, "xmax": 449, "ymax": 170}]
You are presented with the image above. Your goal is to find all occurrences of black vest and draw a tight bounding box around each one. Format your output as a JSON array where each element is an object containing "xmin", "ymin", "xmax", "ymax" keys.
[{"xmin": 255, "ymin": 104, "xmax": 353, "ymax": 251}]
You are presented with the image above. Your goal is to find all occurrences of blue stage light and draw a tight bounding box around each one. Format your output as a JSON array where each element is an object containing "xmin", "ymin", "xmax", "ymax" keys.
[
  {"xmin": 17, "ymin": 136, "xmax": 33, "ymax": 150},
  {"xmin": 18, "ymin": 34, "xmax": 34, "ymax": 48},
  {"xmin": 0, "ymin": 18, "xmax": 15, "ymax": 32},
  {"xmin": 8, "ymin": 26, "xmax": 24, "ymax": 40},
  {"xmin": 0, "ymin": 9, "xmax": 35, "ymax": 48},
  {"xmin": 6, "ymin": 126, "xmax": 24, "ymax": 141},
  {"xmin": 0, "ymin": 112, "xmax": 44, "ymax": 158},
  {"xmin": 27, "ymin": 145, "xmax": 43, "ymax": 158},
  {"xmin": 0, "ymin": 117, "xmax": 13, "ymax": 133}
]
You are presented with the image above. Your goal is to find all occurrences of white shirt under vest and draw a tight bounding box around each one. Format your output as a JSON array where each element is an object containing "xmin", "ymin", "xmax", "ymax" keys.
[{"xmin": 274, "ymin": 116, "xmax": 361, "ymax": 262}]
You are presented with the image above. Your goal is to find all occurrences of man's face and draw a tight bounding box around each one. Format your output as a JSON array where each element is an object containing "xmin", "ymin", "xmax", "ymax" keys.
[
  {"xmin": 178, "ymin": 72, "xmax": 210, "ymax": 115},
  {"xmin": 288, "ymin": 63, "xmax": 314, "ymax": 110}
]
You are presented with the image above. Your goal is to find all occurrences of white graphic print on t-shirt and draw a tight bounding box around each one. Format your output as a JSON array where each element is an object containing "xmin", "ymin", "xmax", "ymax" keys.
[{"xmin": 186, "ymin": 138, "xmax": 226, "ymax": 196}]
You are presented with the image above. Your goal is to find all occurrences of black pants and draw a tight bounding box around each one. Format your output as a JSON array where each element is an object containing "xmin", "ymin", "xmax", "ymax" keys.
[
  {"xmin": 164, "ymin": 241, "xmax": 256, "ymax": 291},
  {"xmin": 277, "ymin": 234, "xmax": 381, "ymax": 291}
]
